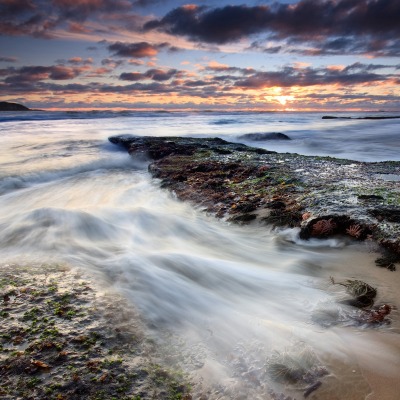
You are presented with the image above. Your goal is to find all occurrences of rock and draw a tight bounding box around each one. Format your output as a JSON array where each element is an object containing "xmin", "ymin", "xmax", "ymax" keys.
[
  {"xmin": 0, "ymin": 101, "xmax": 30, "ymax": 111},
  {"xmin": 109, "ymin": 135, "xmax": 400, "ymax": 259},
  {"xmin": 238, "ymin": 132, "xmax": 291, "ymax": 141},
  {"xmin": 358, "ymin": 194, "xmax": 384, "ymax": 202},
  {"xmin": 368, "ymin": 207, "xmax": 400, "ymax": 222},
  {"xmin": 322, "ymin": 115, "xmax": 400, "ymax": 120}
]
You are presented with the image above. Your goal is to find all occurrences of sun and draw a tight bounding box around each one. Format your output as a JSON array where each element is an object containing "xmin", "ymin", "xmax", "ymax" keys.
[
  {"xmin": 276, "ymin": 95, "xmax": 295, "ymax": 106},
  {"xmin": 267, "ymin": 87, "xmax": 295, "ymax": 106}
]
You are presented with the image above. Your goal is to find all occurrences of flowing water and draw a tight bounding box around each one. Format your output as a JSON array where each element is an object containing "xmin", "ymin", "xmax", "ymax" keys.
[{"xmin": 1, "ymin": 111, "xmax": 400, "ymax": 399}]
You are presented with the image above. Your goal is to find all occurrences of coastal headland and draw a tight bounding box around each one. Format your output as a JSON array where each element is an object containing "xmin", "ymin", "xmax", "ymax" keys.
[
  {"xmin": 0, "ymin": 102, "xmax": 31, "ymax": 111},
  {"xmin": 110, "ymin": 135, "xmax": 400, "ymax": 269}
]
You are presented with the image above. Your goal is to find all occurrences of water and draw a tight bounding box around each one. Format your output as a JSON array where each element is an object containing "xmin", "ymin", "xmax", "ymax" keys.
[{"xmin": 0, "ymin": 111, "xmax": 400, "ymax": 399}]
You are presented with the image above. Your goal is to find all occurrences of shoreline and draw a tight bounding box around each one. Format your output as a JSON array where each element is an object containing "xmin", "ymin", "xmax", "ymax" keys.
[
  {"xmin": 1, "ymin": 134, "xmax": 399, "ymax": 399},
  {"xmin": 109, "ymin": 135, "xmax": 400, "ymax": 268}
]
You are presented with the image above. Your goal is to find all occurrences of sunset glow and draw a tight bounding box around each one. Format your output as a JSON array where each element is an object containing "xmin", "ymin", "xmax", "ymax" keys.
[{"xmin": 0, "ymin": 0, "xmax": 399, "ymax": 111}]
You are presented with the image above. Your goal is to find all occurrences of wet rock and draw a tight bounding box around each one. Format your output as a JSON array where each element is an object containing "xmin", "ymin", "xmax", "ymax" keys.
[
  {"xmin": 312, "ymin": 303, "xmax": 392, "ymax": 328},
  {"xmin": 238, "ymin": 132, "xmax": 291, "ymax": 141},
  {"xmin": 375, "ymin": 253, "xmax": 399, "ymax": 271},
  {"xmin": 322, "ymin": 115, "xmax": 400, "ymax": 120},
  {"xmin": 262, "ymin": 209, "xmax": 302, "ymax": 228},
  {"xmin": 358, "ymin": 194, "xmax": 384, "ymax": 202},
  {"xmin": 265, "ymin": 343, "xmax": 328, "ymax": 397},
  {"xmin": 265, "ymin": 200, "xmax": 286, "ymax": 209},
  {"xmin": 330, "ymin": 277, "xmax": 377, "ymax": 308},
  {"xmin": 368, "ymin": 207, "xmax": 400, "ymax": 223},
  {"xmin": 228, "ymin": 214, "xmax": 257, "ymax": 224},
  {"xmin": 109, "ymin": 135, "xmax": 400, "ymax": 259}
]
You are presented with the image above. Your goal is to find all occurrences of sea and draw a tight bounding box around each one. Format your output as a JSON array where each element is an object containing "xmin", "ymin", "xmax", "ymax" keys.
[{"xmin": 1, "ymin": 111, "xmax": 400, "ymax": 399}]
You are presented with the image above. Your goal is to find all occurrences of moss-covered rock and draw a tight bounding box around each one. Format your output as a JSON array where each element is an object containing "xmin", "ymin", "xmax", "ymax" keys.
[{"xmin": 109, "ymin": 135, "xmax": 400, "ymax": 264}]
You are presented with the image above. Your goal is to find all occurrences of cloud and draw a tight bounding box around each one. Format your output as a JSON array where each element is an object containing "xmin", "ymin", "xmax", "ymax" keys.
[
  {"xmin": 205, "ymin": 61, "xmax": 255, "ymax": 75},
  {"xmin": 0, "ymin": 16, "xmax": 56, "ymax": 38},
  {"xmin": 296, "ymin": 36, "xmax": 400, "ymax": 57},
  {"xmin": 2, "ymin": 58, "xmax": 398, "ymax": 111},
  {"xmin": 0, "ymin": 0, "xmax": 36, "ymax": 17},
  {"xmin": 2, "ymin": 64, "xmax": 85, "ymax": 85},
  {"xmin": 128, "ymin": 59, "xmax": 145, "ymax": 66},
  {"xmin": 119, "ymin": 72, "xmax": 144, "ymax": 81},
  {"xmin": 234, "ymin": 64, "xmax": 392, "ymax": 89},
  {"xmin": 108, "ymin": 41, "xmax": 172, "ymax": 58},
  {"xmin": 52, "ymin": 0, "xmax": 132, "ymax": 22},
  {"xmin": 99, "ymin": 81, "xmax": 176, "ymax": 94},
  {"xmin": 247, "ymin": 41, "xmax": 283, "ymax": 54},
  {"xmin": 0, "ymin": 56, "xmax": 18, "ymax": 62},
  {"xmin": 54, "ymin": 57, "xmax": 94, "ymax": 69},
  {"xmin": 67, "ymin": 21, "xmax": 91, "ymax": 34},
  {"xmin": 131, "ymin": 0, "xmax": 165, "ymax": 7},
  {"xmin": 119, "ymin": 68, "xmax": 178, "ymax": 81},
  {"xmin": 144, "ymin": 0, "xmax": 400, "ymax": 56},
  {"xmin": 0, "ymin": 0, "xmax": 140, "ymax": 38},
  {"xmin": 1, "ymin": 0, "xmax": 399, "ymax": 60},
  {"xmin": 67, "ymin": 57, "xmax": 93, "ymax": 65},
  {"xmin": 143, "ymin": 4, "xmax": 268, "ymax": 44},
  {"xmin": 101, "ymin": 58, "xmax": 124, "ymax": 68},
  {"xmin": 86, "ymin": 67, "xmax": 112, "ymax": 77}
]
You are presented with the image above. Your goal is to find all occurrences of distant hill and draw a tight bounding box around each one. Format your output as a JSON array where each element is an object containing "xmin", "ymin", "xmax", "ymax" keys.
[{"xmin": 0, "ymin": 101, "xmax": 31, "ymax": 111}]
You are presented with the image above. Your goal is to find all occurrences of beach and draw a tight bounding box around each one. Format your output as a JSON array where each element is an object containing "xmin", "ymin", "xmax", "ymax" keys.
[{"xmin": 1, "ymin": 111, "xmax": 400, "ymax": 399}]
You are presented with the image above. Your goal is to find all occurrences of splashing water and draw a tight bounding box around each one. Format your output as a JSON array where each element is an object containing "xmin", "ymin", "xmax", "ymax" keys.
[{"xmin": 0, "ymin": 113, "xmax": 400, "ymax": 399}]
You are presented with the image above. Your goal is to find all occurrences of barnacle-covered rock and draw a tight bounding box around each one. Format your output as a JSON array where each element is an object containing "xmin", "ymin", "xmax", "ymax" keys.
[{"xmin": 330, "ymin": 276, "xmax": 377, "ymax": 307}]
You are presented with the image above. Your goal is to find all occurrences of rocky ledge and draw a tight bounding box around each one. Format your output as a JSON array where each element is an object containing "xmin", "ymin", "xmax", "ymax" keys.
[{"xmin": 109, "ymin": 135, "xmax": 400, "ymax": 269}]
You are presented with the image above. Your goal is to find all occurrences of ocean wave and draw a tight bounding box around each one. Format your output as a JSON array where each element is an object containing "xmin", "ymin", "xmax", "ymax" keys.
[
  {"xmin": 0, "ymin": 110, "xmax": 184, "ymax": 123},
  {"xmin": 0, "ymin": 153, "xmax": 147, "ymax": 196}
]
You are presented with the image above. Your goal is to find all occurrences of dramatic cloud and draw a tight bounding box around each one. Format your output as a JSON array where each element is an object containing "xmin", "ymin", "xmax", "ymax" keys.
[
  {"xmin": 144, "ymin": 0, "xmax": 400, "ymax": 55},
  {"xmin": 144, "ymin": 4, "xmax": 267, "ymax": 44},
  {"xmin": 2, "ymin": 60, "xmax": 397, "ymax": 101},
  {"xmin": 0, "ymin": 0, "xmax": 138, "ymax": 37},
  {"xmin": 234, "ymin": 64, "xmax": 392, "ymax": 89}
]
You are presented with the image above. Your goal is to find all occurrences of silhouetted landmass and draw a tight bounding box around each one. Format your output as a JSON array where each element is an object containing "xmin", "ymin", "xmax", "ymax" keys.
[
  {"xmin": 0, "ymin": 101, "xmax": 30, "ymax": 111},
  {"xmin": 322, "ymin": 115, "xmax": 400, "ymax": 120}
]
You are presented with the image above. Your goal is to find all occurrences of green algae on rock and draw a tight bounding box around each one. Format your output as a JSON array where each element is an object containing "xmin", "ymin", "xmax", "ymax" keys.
[
  {"xmin": 109, "ymin": 135, "xmax": 400, "ymax": 266},
  {"xmin": 0, "ymin": 263, "xmax": 191, "ymax": 400}
]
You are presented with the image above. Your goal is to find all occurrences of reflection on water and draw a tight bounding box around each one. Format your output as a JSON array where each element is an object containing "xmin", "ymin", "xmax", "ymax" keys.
[{"xmin": 0, "ymin": 114, "xmax": 399, "ymax": 399}]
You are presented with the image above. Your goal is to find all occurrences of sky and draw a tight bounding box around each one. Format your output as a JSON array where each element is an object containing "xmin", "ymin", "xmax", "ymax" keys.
[{"xmin": 0, "ymin": 0, "xmax": 400, "ymax": 111}]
